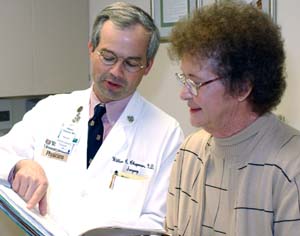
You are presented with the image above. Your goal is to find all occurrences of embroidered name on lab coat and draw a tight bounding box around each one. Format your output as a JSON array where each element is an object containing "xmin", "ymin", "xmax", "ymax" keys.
[{"xmin": 112, "ymin": 156, "xmax": 155, "ymax": 175}]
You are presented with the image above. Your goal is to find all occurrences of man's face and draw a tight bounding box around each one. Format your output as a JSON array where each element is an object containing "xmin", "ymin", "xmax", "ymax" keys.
[{"xmin": 89, "ymin": 20, "xmax": 153, "ymax": 103}]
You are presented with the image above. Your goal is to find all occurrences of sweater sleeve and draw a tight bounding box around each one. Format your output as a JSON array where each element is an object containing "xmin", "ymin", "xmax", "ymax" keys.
[{"xmin": 273, "ymin": 172, "xmax": 300, "ymax": 235}]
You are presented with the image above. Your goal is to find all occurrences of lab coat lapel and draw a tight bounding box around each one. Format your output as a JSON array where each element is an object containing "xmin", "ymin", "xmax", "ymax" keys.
[{"xmin": 65, "ymin": 89, "xmax": 91, "ymax": 169}]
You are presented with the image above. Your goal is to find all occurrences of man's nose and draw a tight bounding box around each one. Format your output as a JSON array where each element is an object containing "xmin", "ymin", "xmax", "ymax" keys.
[{"xmin": 109, "ymin": 60, "xmax": 125, "ymax": 77}]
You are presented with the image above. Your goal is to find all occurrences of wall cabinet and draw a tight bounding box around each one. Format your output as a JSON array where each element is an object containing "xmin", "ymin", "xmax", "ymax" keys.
[{"xmin": 0, "ymin": 0, "xmax": 89, "ymax": 97}]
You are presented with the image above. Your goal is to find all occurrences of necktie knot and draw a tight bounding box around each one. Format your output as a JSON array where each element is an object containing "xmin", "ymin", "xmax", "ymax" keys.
[
  {"xmin": 94, "ymin": 104, "xmax": 106, "ymax": 119},
  {"xmin": 89, "ymin": 104, "xmax": 106, "ymax": 127}
]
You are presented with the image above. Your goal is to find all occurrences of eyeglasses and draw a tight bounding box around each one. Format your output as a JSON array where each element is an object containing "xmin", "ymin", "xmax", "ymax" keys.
[
  {"xmin": 96, "ymin": 49, "xmax": 145, "ymax": 73},
  {"xmin": 175, "ymin": 73, "xmax": 222, "ymax": 96}
]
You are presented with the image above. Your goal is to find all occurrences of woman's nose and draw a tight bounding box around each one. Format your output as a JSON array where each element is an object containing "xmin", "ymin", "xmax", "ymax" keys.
[{"xmin": 180, "ymin": 85, "xmax": 193, "ymax": 100}]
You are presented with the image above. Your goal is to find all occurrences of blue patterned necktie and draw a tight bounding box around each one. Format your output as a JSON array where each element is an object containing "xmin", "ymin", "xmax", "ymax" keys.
[{"xmin": 87, "ymin": 104, "xmax": 106, "ymax": 168}]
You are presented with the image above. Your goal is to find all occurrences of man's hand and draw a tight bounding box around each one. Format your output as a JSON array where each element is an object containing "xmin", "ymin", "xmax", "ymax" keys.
[{"xmin": 12, "ymin": 160, "xmax": 48, "ymax": 216}]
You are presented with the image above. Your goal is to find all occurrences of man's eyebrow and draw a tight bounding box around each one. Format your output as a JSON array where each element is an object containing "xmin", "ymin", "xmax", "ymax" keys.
[
  {"xmin": 101, "ymin": 48, "xmax": 143, "ymax": 60},
  {"xmin": 126, "ymin": 56, "xmax": 143, "ymax": 60}
]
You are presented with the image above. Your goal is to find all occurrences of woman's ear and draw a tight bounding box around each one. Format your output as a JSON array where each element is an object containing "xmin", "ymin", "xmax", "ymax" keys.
[{"xmin": 237, "ymin": 82, "xmax": 253, "ymax": 102}]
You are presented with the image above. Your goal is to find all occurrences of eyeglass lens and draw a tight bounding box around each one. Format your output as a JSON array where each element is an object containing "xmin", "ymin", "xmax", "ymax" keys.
[{"xmin": 98, "ymin": 50, "xmax": 144, "ymax": 72}]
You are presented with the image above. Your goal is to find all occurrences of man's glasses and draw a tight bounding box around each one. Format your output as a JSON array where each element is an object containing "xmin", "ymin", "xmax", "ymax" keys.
[
  {"xmin": 96, "ymin": 49, "xmax": 145, "ymax": 73},
  {"xmin": 175, "ymin": 73, "xmax": 222, "ymax": 96}
]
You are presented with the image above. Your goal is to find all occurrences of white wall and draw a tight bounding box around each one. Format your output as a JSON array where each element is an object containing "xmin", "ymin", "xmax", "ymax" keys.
[{"xmin": 275, "ymin": 0, "xmax": 300, "ymax": 129}]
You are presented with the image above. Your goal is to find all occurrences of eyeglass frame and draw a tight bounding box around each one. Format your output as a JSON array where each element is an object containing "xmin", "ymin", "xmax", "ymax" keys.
[
  {"xmin": 175, "ymin": 73, "xmax": 222, "ymax": 96},
  {"xmin": 96, "ymin": 49, "xmax": 146, "ymax": 73}
]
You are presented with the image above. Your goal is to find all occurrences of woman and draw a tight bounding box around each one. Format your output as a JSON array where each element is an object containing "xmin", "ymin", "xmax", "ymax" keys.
[{"xmin": 166, "ymin": 2, "xmax": 300, "ymax": 235}]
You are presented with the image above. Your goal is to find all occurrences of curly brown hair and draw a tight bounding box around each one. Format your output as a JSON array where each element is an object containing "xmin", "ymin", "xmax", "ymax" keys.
[{"xmin": 169, "ymin": 1, "xmax": 286, "ymax": 115}]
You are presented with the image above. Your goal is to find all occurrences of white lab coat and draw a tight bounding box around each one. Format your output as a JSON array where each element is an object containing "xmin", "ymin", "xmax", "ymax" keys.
[{"xmin": 0, "ymin": 88, "xmax": 184, "ymax": 233}]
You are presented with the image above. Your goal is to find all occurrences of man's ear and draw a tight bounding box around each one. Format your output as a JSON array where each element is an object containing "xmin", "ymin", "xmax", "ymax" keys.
[
  {"xmin": 143, "ymin": 59, "xmax": 154, "ymax": 76},
  {"xmin": 88, "ymin": 41, "xmax": 94, "ymax": 54}
]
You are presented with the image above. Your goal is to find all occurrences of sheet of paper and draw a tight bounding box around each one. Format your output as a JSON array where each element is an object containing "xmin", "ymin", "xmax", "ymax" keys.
[
  {"xmin": 80, "ymin": 226, "xmax": 169, "ymax": 236},
  {"xmin": 162, "ymin": 0, "xmax": 188, "ymax": 24},
  {"xmin": 0, "ymin": 185, "xmax": 68, "ymax": 236},
  {"xmin": 0, "ymin": 184, "xmax": 169, "ymax": 236}
]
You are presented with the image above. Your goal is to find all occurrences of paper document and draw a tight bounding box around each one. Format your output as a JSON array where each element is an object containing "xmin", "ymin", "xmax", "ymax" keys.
[{"xmin": 0, "ymin": 185, "xmax": 169, "ymax": 236}]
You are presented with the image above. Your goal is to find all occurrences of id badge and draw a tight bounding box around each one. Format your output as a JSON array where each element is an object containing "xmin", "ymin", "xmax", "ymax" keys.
[{"xmin": 42, "ymin": 122, "xmax": 80, "ymax": 161}]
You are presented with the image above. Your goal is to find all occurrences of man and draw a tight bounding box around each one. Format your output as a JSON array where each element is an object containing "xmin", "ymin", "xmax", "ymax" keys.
[
  {"xmin": 0, "ymin": 2, "xmax": 183, "ymax": 231},
  {"xmin": 166, "ymin": 2, "xmax": 300, "ymax": 235}
]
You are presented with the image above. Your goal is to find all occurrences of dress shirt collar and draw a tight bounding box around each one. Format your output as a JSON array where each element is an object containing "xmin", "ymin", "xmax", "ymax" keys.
[{"xmin": 89, "ymin": 86, "xmax": 132, "ymax": 125}]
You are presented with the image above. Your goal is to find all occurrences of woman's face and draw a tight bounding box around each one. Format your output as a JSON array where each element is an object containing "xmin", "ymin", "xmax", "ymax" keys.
[{"xmin": 179, "ymin": 55, "xmax": 243, "ymax": 137}]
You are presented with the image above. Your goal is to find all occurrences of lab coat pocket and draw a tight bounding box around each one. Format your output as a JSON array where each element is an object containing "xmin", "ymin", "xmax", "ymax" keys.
[{"xmin": 108, "ymin": 174, "xmax": 150, "ymax": 221}]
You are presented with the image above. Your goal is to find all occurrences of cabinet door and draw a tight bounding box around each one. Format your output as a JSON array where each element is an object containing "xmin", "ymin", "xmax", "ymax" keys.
[
  {"xmin": 0, "ymin": 0, "xmax": 89, "ymax": 97},
  {"xmin": 0, "ymin": 0, "xmax": 34, "ymax": 96},
  {"xmin": 32, "ymin": 0, "xmax": 89, "ymax": 95}
]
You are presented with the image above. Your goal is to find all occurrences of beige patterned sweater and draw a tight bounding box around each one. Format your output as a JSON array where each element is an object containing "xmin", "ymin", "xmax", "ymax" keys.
[{"xmin": 166, "ymin": 113, "xmax": 300, "ymax": 236}]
